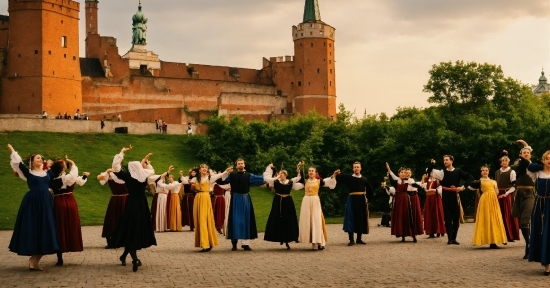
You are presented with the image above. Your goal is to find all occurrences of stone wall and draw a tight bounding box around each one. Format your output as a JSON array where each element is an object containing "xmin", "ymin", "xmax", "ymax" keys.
[{"xmin": 0, "ymin": 118, "xmax": 192, "ymax": 135}]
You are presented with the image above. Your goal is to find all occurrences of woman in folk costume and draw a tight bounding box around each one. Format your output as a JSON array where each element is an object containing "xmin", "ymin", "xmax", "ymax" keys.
[
  {"xmin": 263, "ymin": 162, "xmax": 304, "ymax": 249},
  {"xmin": 192, "ymin": 164, "xmax": 231, "ymax": 252},
  {"xmin": 179, "ymin": 168, "xmax": 197, "ymax": 231},
  {"xmin": 404, "ymin": 168, "xmax": 424, "ymax": 236},
  {"xmin": 298, "ymin": 166, "xmax": 337, "ymax": 250},
  {"xmin": 49, "ymin": 157, "xmax": 89, "ymax": 266},
  {"xmin": 8, "ymin": 144, "xmax": 58, "ymax": 271},
  {"xmin": 468, "ymin": 165, "xmax": 507, "ymax": 249},
  {"xmin": 157, "ymin": 167, "xmax": 184, "ymax": 232},
  {"xmin": 151, "ymin": 168, "xmax": 172, "ymax": 232},
  {"xmin": 383, "ymin": 163, "xmax": 422, "ymax": 242},
  {"xmin": 97, "ymin": 168, "xmax": 128, "ymax": 249},
  {"xmin": 211, "ymin": 181, "xmax": 227, "ymax": 234},
  {"xmin": 526, "ymin": 149, "xmax": 550, "ymax": 275},
  {"xmin": 109, "ymin": 145, "xmax": 156, "ymax": 272},
  {"xmin": 495, "ymin": 153, "xmax": 520, "ymax": 242},
  {"xmin": 420, "ymin": 173, "xmax": 446, "ymax": 238}
]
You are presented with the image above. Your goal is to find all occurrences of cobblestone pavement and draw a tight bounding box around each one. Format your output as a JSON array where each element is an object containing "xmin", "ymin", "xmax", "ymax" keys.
[{"xmin": 0, "ymin": 220, "xmax": 546, "ymax": 287}]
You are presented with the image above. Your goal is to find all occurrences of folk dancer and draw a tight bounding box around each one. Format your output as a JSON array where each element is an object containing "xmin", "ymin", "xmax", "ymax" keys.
[
  {"xmin": 495, "ymin": 153, "xmax": 520, "ymax": 242},
  {"xmin": 49, "ymin": 157, "xmax": 89, "ymax": 266},
  {"xmin": 334, "ymin": 161, "xmax": 373, "ymax": 246},
  {"xmin": 97, "ymin": 168, "xmax": 128, "ymax": 249},
  {"xmin": 427, "ymin": 156, "xmax": 473, "ymax": 245},
  {"xmin": 513, "ymin": 140, "xmax": 536, "ymax": 259}
]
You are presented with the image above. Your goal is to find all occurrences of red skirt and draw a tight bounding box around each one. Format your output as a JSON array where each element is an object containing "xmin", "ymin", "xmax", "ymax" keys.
[
  {"xmin": 181, "ymin": 194, "xmax": 195, "ymax": 229},
  {"xmin": 423, "ymin": 193, "xmax": 446, "ymax": 235},
  {"xmin": 102, "ymin": 194, "xmax": 128, "ymax": 238},
  {"xmin": 498, "ymin": 190, "xmax": 520, "ymax": 241},
  {"xmin": 391, "ymin": 192, "xmax": 416, "ymax": 237},
  {"xmin": 150, "ymin": 193, "xmax": 158, "ymax": 230},
  {"xmin": 54, "ymin": 193, "xmax": 83, "ymax": 253},
  {"xmin": 409, "ymin": 194, "xmax": 424, "ymax": 236},
  {"xmin": 212, "ymin": 195, "xmax": 225, "ymax": 230}
]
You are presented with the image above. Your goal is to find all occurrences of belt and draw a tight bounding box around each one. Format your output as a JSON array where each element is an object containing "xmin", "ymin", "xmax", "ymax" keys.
[
  {"xmin": 442, "ymin": 187, "xmax": 460, "ymax": 192},
  {"xmin": 111, "ymin": 194, "xmax": 128, "ymax": 197},
  {"xmin": 516, "ymin": 186, "xmax": 534, "ymax": 189},
  {"xmin": 426, "ymin": 190, "xmax": 437, "ymax": 196},
  {"xmin": 276, "ymin": 193, "xmax": 292, "ymax": 216},
  {"xmin": 54, "ymin": 192, "xmax": 73, "ymax": 196},
  {"xmin": 276, "ymin": 193, "xmax": 291, "ymax": 197},
  {"xmin": 349, "ymin": 192, "xmax": 366, "ymax": 195}
]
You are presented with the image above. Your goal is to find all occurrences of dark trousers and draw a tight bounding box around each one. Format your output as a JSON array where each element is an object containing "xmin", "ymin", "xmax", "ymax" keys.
[{"xmin": 442, "ymin": 191, "xmax": 460, "ymax": 241}]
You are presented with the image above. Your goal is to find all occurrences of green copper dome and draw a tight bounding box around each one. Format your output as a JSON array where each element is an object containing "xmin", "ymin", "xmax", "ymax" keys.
[
  {"xmin": 540, "ymin": 69, "xmax": 547, "ymax": 84},
  {"xmin": 303, "ymin": 0, "xmax": 321, "ymax": 23}
]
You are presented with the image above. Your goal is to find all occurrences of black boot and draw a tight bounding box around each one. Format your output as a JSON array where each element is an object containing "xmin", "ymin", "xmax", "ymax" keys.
[
  {"xmin": 521, "ymin": 228, "xmax": 530, "ymax": 259},
  {"xmin": 347, "ymin": 232, "xmax": 355, "ymax": 246},
  {"xmin": 356, "ymin": 233, "xmax": 366, "ymax": 244},
  {"xmin": 56, "ymin": 252, "xmax": 63, "ymax": 266},
  {"xmin": 231, "ymin": 240, "xmax": 238, "ymax": 251},
  {"xmin": 285, "ymin": 242, "xmax": 290, "ymax": 250}
]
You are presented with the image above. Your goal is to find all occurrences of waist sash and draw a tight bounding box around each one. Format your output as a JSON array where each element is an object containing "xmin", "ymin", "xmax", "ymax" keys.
[{"xmin": 349, "ymin": 192, "xmax": 366, "ymax": 195}]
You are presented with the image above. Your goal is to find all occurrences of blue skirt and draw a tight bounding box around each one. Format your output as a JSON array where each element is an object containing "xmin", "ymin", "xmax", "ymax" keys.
[
  {"xmin": 9, "ymin": 189, "xmax": 59, "ymax": 256},
  {"xmin": 529, "ymin": 197, "xmax": 550, "ymax": 264},
  {"xmin": 227, "ymin": 193, "xmax": 258, "ymax": 240},
  {"xmin": 343, "ymin": 194, "xmax": 369, "ymax": 234}
]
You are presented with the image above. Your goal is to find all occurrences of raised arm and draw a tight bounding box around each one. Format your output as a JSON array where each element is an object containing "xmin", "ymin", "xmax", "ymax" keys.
[
  {"xmin": 8, "ymin": 144, "xmax": 29, "ymax": 181},
  {"xmin": 263, "ymin": 164, "xmax": 278, "ymax": 187},
  {"xmin": 428, "ymin": 159, "xmax": 444, "ymax": 181},
  {"xmin": 112, "ymin": 145, "xmax": 132, "ymax": 172}
]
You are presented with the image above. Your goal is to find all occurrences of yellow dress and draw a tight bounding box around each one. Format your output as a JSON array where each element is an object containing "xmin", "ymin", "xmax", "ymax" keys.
[
  {"xmin": 168, "ymin": 190, "xmax": 182, "ymax": 231},
  {"xmin": 472, "ymin": 179, "xmax": 507, "ymax": 246},
  {"xmin": 193, "ymin": 179, "xmax": 219, "ymax": 249},
  {"xmin": 298, "ymin": 179, "xmax": 328, "ymax": 246}
]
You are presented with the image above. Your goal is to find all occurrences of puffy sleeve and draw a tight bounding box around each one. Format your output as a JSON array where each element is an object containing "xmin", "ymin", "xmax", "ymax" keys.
[
  {"xmin": 290, "ymin": 173, "xmax": 303, "ymax": 190},
  {"xmin": 209, "ymin": 172, "xmax": 227, "ymax": 184},
  {"xmin": 167, "ymin": 181, "xmax": 183, "ymax": 192},
  {"xmin": 431, "ymin": 168, "xmax": 444, "ymax": 181},
  {"xmin": 249, "ymin": 174, "xmax": 265, "ymax": 186},
  {"xmin": 74, "ymin": 175, "xmax": 88, "ymax": 186},
  {"xmin": 263, "ymin": 166, "xmax": 279, "ymax": 187},
  {"xmin": 112, "ymin": 152, "xmax": 124, "ymax": 172},
  {"xmin": 10, "ymin": 151, "xmax": 28, "ymax": 181},
  {"xmin": 63, "ymin": 164, "xmax": 79, "ymax": 186},
  {"xmin": 322, "ymin": 177, "xmax": 337, "ymax": 189},
  {"xmin": 179, "ymin": 176, "xmax": 190, "ymax": 185},
  {"xmin": 386, "ymin": 186, "xmax": 396, "ymax": 195},
  {"xmin": 98, "ymin": 172, "xmax": 109, "ymax": 186}
]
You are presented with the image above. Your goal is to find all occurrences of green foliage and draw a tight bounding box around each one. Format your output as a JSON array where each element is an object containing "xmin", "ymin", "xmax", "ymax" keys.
[{"xmin": 196, "ymin": 61, "xmax": 548, "ymax": 215}]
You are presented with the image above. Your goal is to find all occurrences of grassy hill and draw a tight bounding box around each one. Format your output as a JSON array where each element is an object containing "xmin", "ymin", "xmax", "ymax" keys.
[{"xmin": 0, "ymin": 131, "xmax": 343, "ymax": 231}]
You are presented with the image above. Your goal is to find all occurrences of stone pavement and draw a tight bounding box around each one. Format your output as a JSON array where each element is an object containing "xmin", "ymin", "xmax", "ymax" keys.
[{"xmin": 0, "ymin": 220, "xmax": 546, "ymax": 287}]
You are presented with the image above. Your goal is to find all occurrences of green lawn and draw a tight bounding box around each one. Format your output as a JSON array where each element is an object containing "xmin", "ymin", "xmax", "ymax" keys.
[{"xmin": 0, "ymin": 131, "xmax": 344, "ymax": 231}]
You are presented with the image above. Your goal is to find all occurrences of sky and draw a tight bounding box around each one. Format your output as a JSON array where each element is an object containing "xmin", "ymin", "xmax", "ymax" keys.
[{"xmin": 5, "ymin": 0, "xmax": 548, "ymax": 116}]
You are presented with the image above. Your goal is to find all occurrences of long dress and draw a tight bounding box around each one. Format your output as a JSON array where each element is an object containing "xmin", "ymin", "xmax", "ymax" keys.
[
  {"xmin": 336, "ymin": 173, "xmax": 372, "ymax": 235},
  {"xmin": 211, "ymin": 184, "xmax": 226, "ymax": 231},
  {"xmin": 388, "ymin": 174, "xmax": 423, "ymax": 239},
  {"xmin": 180, "ymin": 176, "xmax": 195, "ymax": 230},
  {"xmin": 422, "ymin": 179, "xmax": 446, "ymax": 236},
  {"xmin": 193, "ymin": 173, "xmax": 226, "ymax": 249},
  {"xmin": 51, "ymin": 165, "xmax": 87, "ymax": 253},
  {"xmin": 8, "ymin": 151, "xmax": 59, "ymax": 256},
  {"xmin": 153, "ymin": 179, "xmax": 169, "ymax": 232},
  {"xmin": 495, "ymin": 167, "xmax": 520, "ymax": 241},
  {"xmin": 527, "ymin": 165, "xmax": 550, "ymax": 264},
  {"xmin": 298, "ymin": 177, "xmax": 336, "ymax": 246},
  {"xmin": 99, "ymin": 172, "xmax": 128, "ymax": 240},
  {"xmin": 109, "ymin": 152, "xmax": 157, "ymax": 250},
  {"xmin": 263, "ymin": 166, "xmax": 303, "ymax": 243},
  {"xmin": 471, "ymin": 178, "xmax": 507, "ymax": 246},
  {"xmin": 159, "ymin": 181, "xmax": 183, "ymax": 231}
]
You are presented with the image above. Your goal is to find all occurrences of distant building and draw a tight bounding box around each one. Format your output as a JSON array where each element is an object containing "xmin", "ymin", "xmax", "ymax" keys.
[
  {"xmin": 0, "ymin": 0, "xmax": 337, "ymax": 124},
  {"xmin": 533, "ymin": 68, "xmax": 550, "ymax": 96}
]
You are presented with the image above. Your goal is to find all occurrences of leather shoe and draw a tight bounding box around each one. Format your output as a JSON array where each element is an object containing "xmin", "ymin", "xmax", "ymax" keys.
[
  {"xmin": 241, "ymin": 245, "xmax": 252, "ymax": 251},
  {"xmin": 347, "ymin": 241, "xmax": 355, "ymax": 246},
  {"xmin": 356, "ymin": 240, "xmax": 366, "ymax": 245},
  {"xmin": 451, "ymin": 240, "xmax": 460, "ymax": 245}
]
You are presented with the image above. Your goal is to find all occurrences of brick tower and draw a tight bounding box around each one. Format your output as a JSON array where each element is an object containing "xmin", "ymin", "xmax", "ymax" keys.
[
  {"xmin": 85, "ymin": 0, "xmax": 98, "ymax": 36},
  {"xmin": 1, "ymin": 0, "xmax": 82, "ymax": 116},
  {"xmin": 292, "ymin": 0, "xmax": 336, "ymax": 118}
]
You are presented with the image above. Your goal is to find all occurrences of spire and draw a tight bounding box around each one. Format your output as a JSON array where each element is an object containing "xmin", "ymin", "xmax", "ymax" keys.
[
  {"xmin": 303, "ymin": 0, "xmax": 321, "ymax": 23},
  {"xmin": 540, "ymin": 67, "xmax": 547, "ymax": 84}
]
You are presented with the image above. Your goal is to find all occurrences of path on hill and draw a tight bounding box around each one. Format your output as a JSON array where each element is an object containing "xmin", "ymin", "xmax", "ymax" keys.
[{"xmin": 0, "ymin": 221, "xmax": 544, "ymax": 287}]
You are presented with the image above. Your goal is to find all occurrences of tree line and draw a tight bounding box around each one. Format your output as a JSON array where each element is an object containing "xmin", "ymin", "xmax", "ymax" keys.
[{"xmin": 194, "ymin": 61, "xmax": 550, "ymax": 216}]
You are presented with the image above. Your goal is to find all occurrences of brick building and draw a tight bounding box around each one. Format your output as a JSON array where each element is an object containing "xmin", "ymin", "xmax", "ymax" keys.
[{"xmin": 0, "ymin": 0, "xmax": 337, "ymax": 125}]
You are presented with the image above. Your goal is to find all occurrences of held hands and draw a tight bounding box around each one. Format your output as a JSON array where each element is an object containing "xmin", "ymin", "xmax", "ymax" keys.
[
  {"xmin": 82, "ymin": 172, "xmax": 90, "ymax": 177},
  {"xmin": 7, "ymin": 144, "xmax": 14, "ymax": 152},
  {"xmin": 106, "ymin": 168, "xmax": 114, "ymax": 173},
  {"xmin": 121, "ymin": 145, "xmax": 133, "ymax": 154}
]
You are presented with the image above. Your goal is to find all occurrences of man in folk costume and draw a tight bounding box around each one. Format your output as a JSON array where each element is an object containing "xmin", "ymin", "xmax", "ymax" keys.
[
  {"xmin": 512, "ymin": 140, "xmax": 536, "ymax": 259},
  {"xmin": 218, "ymin": 159, "xmax": 265, "ymax": 251},
  {"xmin": 334, "ymin": 162, "xmax": 373, "ymax": 246},
  {"xmin": 495, "ymin": 152, "xmax": 520, "ymax": 243},
  {"xmin": 427, "ymin": 156, "xmax": 473, "ymax": 245}
]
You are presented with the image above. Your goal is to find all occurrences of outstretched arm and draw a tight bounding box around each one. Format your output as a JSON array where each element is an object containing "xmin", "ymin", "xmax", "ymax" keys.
[{"xmin": 8, "ymin": 144, "xmax": 29, "ymax": 180}]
